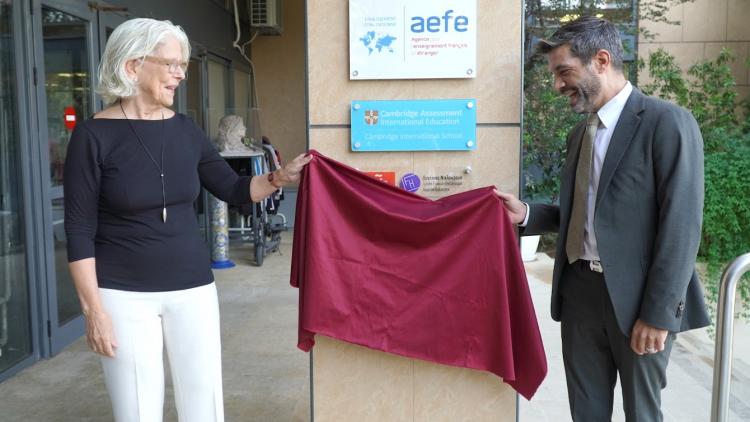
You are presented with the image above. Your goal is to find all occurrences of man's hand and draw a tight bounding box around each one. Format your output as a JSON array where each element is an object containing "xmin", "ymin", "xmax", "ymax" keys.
[
  {"xmin": 494, "ymin": 190, "xmax": 528, "ymax": 225},
  {"xmin": 630, "ymin": 319, "xmax": 668, "ymax": 355}
]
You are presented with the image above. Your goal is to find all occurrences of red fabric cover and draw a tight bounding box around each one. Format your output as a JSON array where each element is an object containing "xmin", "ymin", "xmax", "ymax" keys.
[{"xmin": 291, "ymin": 150, "xmax": 547, "ymax": 400}]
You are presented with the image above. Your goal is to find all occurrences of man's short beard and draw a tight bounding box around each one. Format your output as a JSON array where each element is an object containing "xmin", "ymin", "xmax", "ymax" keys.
[{"xmin": 571, "ymin": 68, "xmax": 601, "ymax": 114}]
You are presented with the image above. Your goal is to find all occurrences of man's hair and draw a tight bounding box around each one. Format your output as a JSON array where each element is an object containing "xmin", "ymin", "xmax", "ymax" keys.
[{"xmin": 537, "ymin": 16, "xmax": 624, "ymax": 70}]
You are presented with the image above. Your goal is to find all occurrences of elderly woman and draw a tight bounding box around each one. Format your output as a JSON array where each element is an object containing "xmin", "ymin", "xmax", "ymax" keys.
[{"xmin": 63, "ymin": 18, "xmax": 310, "ymax": 421}]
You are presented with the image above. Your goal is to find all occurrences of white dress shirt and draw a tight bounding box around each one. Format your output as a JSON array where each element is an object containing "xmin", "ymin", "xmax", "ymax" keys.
[
  {"xmin": 581, "ymin": 81, "xmax": 633, "ymax": 261},
  {"xmin": 520, "ymin": 82, "xmax": 634, "ymax": 263}
]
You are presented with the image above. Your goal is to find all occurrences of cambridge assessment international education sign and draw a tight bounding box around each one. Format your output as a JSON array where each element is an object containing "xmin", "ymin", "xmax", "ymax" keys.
[
  {"xmin": 349, "ymin": 0, "xmax": 477, "ymax": 80},
  {"xmin": 351, "ymin": 99, "xmax": 477, "ymax": 151}
]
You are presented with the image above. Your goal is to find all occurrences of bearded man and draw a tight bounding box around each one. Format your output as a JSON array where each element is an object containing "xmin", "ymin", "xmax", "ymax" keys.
[{"xmin": 496, "ymin": 16, "xmax": 709, "ymax": 421}]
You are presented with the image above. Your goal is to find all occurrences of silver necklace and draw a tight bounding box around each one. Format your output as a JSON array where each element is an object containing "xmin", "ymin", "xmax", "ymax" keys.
[{"xmin": 120, "ymin": 101, "xmax": 168, "ymax": 223}]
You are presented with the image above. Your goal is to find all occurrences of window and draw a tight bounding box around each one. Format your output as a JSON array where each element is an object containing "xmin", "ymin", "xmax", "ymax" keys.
[{"xmin": 207, "ymin": 59, "xmax": 229, "ymax": 141}]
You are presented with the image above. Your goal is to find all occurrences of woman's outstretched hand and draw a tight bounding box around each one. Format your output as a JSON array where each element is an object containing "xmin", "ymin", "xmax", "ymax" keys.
[{"xmin": 277, "ymin": 153, "xmax": 313, "ymax": 185}]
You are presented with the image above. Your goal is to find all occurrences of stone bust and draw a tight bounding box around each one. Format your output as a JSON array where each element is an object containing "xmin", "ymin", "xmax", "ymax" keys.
[{"xmin": 215, "ymin": 115, "xmax": 250, "ymax": 153}]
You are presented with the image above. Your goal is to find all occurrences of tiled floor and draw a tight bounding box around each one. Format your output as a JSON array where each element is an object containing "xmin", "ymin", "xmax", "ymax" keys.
[
  {"xmin": 0, "ymin": 237, "xmax": 748, "ymax": 421},
  {"xmin": 520, "ymin": 253, "xmax": 750, "ymax": 422},
  {"xmin": 0, "ymin": 239, "xmax": 310, "ymax": 422}
]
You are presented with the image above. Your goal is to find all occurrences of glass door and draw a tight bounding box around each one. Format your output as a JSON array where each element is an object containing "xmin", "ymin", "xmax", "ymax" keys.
[
  {"xmin": 0, "ymin": 0, "xmax": 34, "ymax": 378},
  {"xmin": 96, "ymin": 6, "xmax": 127, "ymax": 109},
  {"xmin": 32, "ymin": 0, "xmax": 98, "ymax": 354},
  {"xmin": 185, "ymin": 56, "xmax": 212, "ymax": 239},
  {"xmin": 186, "ymin": 57, "xmax": 206, "ymax": 127}
]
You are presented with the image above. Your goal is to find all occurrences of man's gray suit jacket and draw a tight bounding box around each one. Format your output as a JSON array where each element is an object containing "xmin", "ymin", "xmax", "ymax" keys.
[{"xmin": 523, "ymin": 88, "xmax": 710, "ymax": 335}]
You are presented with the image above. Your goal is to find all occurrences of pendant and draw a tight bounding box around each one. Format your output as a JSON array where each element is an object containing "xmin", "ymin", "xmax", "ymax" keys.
[{"xmin": 162, "ymin": 207, "xmax": 167, "ymax": 223}]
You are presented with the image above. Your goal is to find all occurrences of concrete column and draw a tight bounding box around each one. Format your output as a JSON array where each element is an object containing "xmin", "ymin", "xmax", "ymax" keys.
[{"xmin": 305, "ymin": 0, "xmax": 524, "ymax": 420}]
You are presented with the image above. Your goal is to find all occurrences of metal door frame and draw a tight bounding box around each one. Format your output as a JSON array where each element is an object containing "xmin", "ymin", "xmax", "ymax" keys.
[
  {"xmin": 0, "ymin": 0, "xmax": 47, "ymax": 383},
  {"xmin": 94, "ymin": 2, "xmax": 129, "ymax": 109},
  {"xmin": 29, "ymin": 0, "xmax": 99, "ymax": 356},
  {"xmin": 186, "ymin": 50, "xmax": 212, "ymax": 240}
]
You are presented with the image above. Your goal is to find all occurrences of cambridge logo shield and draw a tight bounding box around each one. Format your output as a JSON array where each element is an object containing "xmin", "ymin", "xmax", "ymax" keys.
[{"xmin": 365, "ymin": 110, "xmax": 379, "ymax": 125}]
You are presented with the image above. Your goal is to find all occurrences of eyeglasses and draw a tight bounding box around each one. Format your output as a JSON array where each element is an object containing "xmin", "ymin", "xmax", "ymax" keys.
[{"xmin": 142, "ymin": 56, "xmax": 189, "ymax": 75}]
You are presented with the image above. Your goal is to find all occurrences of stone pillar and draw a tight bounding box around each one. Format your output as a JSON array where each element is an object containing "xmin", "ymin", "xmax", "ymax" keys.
[{"xmin": 306, "ymin": 1, "xmax": 524, "ymax": 420}]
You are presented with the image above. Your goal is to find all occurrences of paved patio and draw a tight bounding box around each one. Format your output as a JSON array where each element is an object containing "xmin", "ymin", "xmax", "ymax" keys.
[
  {"xmin": 0, "ymin": 236, "xmax": 748, "ymax": 421},
  {"xmin": 520, "ymin": 253, "xmax": 750, "ymax": 422}
]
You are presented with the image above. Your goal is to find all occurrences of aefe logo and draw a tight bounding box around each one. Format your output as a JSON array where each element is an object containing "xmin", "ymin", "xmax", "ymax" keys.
[{"xmin": 410, "ymin": 10, "xmax": 469, "ymax": 33}]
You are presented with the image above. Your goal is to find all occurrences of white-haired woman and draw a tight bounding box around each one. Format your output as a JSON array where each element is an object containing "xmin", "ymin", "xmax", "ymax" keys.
[{"xmin": 63, "ymin": 18, "xmax": 310, "ymax": 421}]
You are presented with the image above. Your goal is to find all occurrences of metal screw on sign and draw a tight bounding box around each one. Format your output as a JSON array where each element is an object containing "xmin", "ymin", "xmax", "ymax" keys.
[
  {"xmin": 466, "ymin": 102, "xmax": 474, "ymax": 109},
  {"xmin": 353, "ymin": 142, "xmax": 361, "ymax": 149},
  {"xmin": 466, "ymin": 68, "xmax": 473, "ymax": 75},
  {"xmin": 353, "ymin": 104, "xmax": 361, "ymax": 110},
  {"xmin": 466, "ymin": 140, "xmax": 474, "ymax": 148},
  {"xmin": 352, "ymin": 70, "xmax": 359, "ymax": 77}
]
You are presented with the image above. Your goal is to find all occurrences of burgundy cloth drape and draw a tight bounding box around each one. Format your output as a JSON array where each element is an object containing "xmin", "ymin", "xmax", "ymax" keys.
[{"xmin": 291, "ymin": 150, "xmax": 547, "ymax": 400}]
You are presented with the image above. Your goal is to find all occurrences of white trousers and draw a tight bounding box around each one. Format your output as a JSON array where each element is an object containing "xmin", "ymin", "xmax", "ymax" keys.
[{"xmin": 99, "ymin": 283, "xmax": 224, "ymax": 422}]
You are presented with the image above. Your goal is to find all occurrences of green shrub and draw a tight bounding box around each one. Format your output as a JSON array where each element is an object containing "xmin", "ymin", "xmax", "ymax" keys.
[
  {"xmin": 642, "ymin": 48, "xmax": 738, "ymax": 134},
  {"xmin": 522, "ymin": 60, "xmax": 579, "ymax": 205},
  {"xmin": 643, "ymin": 48, "xmax": 750, "ymax": 320},
  {"xmin": 522, "ymin": 60, "xmax": 581, "ymax": 253},
  {"xmin": 700, "ymin": 128, "xmax": 750, "ymax": 319}
]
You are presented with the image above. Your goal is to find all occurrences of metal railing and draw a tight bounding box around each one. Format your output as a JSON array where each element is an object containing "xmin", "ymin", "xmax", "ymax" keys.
[{"xmin": 710, "ymin": 252, "xmax": 750, "ymax": 422}]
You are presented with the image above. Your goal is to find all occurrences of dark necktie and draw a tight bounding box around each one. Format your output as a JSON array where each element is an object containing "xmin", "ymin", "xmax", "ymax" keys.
[{"xmin": 566, "ymin": 113, "xmax": 599, "ymax": 263}]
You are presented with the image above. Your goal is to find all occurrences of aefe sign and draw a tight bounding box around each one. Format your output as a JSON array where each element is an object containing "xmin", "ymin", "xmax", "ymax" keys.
[
  {"xmin": 349, "ymin": 0, "xmax": 477, "ymax": 80},
  {"xmin": 409, "ymin": 10, "xmax": 469, "ymax": 33}
]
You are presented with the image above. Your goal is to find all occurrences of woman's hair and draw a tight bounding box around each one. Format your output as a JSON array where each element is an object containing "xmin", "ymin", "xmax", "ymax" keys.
[{"xmin": 96, "ymin": 18, "xmax": 191, "ymax": 105}]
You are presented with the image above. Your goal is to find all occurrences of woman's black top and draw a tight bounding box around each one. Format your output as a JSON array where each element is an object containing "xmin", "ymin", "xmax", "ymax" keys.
[{"xmin": 64, "ymin": 113, "xmax": 251, "ymax": 292}]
